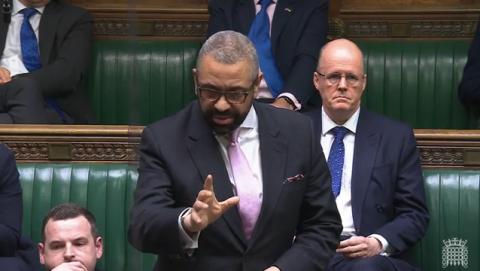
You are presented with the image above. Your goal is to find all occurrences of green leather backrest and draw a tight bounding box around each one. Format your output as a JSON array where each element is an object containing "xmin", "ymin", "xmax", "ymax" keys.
[
  {"xmin": 87, "ymin": 40, "xmax": 200, "ymax": 125},
  {"xmin": 18, "ymin": 163, "xmax": 156, "ymax": 271},
  {"xmin": 414, "ymin": 169, "xmax": 479, "ymax": 270},
  {"xmin": 87, "ymin": 39, "xmax": 476, "ymax": 128},
  {"xmin": 358, "ymin": 40, "xmax": 477, "ymax": 129},
  {"xmin": 17, "ymin": 163, "xmax": 480, "ymax": 270}
]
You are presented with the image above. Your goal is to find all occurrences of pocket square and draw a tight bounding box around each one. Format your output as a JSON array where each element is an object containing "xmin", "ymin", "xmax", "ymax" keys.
[{"xmin": 284, "ymin": 173, "xmax": 304, "ymax": 183}]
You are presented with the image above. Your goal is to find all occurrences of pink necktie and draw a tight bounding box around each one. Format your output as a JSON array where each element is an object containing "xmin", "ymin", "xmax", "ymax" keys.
[{"xmin": 228, "ymin": 129, "xmax": 261, "ymax": 240}]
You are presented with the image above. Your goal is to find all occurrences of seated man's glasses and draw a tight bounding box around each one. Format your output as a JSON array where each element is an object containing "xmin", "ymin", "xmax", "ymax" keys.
[
  {"xmin": 195, "ymin": 84, "xmax": 253, "ymax": 104},
  {"xmin": 316, "ymin": 71, "xmax": 364, "ymax": 87}
]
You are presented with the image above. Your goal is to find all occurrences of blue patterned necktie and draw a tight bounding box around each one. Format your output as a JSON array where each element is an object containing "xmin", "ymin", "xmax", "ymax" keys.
[
  {"xmin": 20, "ymin": 8, "xmax": 41, "ymax": 71},
  {"xmin": 248, "ymin": 0, "xmax": 284, "ymax": 97},
  {"xmin": 327, "ymin": 126, "xmax": 348, "ymax": 197}
]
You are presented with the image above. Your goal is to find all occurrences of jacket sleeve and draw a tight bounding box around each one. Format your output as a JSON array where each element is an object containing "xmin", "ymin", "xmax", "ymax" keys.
[
  {"xmin": 458, "ymin": 22, "xmax": 480, "ymax": 107},
  {"xmin": 0, "ymin": 145, "xmax": 22, "ymax": 256}
]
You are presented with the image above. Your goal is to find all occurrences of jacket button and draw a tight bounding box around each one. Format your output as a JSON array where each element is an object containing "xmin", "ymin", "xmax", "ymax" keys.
[{"xmin": 375, "ymin": 204, "xmax": 384, "ymax": 213}]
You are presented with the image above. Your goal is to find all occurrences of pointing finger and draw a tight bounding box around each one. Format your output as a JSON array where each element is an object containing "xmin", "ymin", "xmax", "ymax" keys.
[
  {"xmin": 219, "ymin": 196, "xmax": 240, "ymax": 211},
  {"xmin": 203, "ymin": 174, "xmax": 214, "ymax": 191}
]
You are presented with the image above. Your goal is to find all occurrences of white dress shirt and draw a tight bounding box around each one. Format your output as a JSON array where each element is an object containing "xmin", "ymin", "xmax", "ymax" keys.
[
  {"xmin": 1, "ymin": 0, "xmax": 45, "ymax": 76},
  {"xmin": 320, "ymin": 107, "xmax": 390, "ymax": 254},
  {"xmin": 178, "ymin": 106, "xmax": 263, "ymax": 249}
]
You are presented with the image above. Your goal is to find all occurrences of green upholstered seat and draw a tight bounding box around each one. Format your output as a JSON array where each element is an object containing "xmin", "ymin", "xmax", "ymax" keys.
[
  {"xmin": 18, "ymin": 163, "xmax": 156, "ymax": 271},
  {"xmin": 86, "ymin": 39, "xmax": 477, "ymax": 128},
  {"xmin": 18, "ymin": 162, "xmax": 480, "ymax": 270},
  {"xmin": 413, "ymin": 169, "xmax": 480, "ymax": 270},
  {"xmin": 87, "ymin": 40, "xmax": 200, "ymax": 125},
  {"xmin": 358, "ymin": 40, "xmax": 477, "ymax": 129}
]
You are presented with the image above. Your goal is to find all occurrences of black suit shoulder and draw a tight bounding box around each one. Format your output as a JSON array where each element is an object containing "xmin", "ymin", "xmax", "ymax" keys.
[
  {"xmin": 255, "ymin": 101, "xmax": 313, "ymax": 131},
  {"xmin": 360, "ymin": 109, "xmax": 414, "ymax": 134},
  {"xmin": 144, "ymin": 101, "xmax": 199, "ymax": 137},
  {"xmin": 54, "ymin": 1, "xmax": 92, "ymax": 19}
]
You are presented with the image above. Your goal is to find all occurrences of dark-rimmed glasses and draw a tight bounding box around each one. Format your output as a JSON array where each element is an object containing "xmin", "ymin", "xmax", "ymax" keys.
[
  {"xmin": 195, "ymin": 84, "xmax": 253, "ymax": 104},
  {"xmin": 316, "ymin": 71, "xmax": 364, "ymax": 87}
]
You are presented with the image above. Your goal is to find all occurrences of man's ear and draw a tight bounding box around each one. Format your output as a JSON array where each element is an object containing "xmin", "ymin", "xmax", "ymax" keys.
[
  {"xmin": 95, "ymin": 236, "xmax": 103, "ymax": 259},
  {"xmin": 38, "ymin": 243, "xmax": 46, "ymax": 265},
  {"xmin": 362, "ymin": 74, "xmax": 367, "ymax": 91},
  {"xmin": 359, "ymin": 74, "xmax": 367, "ymax": 97},
  {"xmin": 253, "ymin": 73, "xmax": 263, "ymax": 97},
  {"xmin": 192, "ymin": 68, "xmax": 198, "ymax": 95},
  {"xmin": 313, "ymin": 71, "xmax": 323, "ymax": 95}
]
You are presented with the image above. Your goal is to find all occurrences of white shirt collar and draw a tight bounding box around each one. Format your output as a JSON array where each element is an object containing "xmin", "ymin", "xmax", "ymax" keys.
[
  {"xmin": 13, "ymin": 0, "xmax": 45, "ymax": 16},
  {"xmin": 239, "ymin": 105, "xmax": 257, "ymax": 130},
  {"xmin": 214, "ymin": 105, "xmax": 258, "ymax": 141},
  {"xmin": 321, "ymin": 107, "xmax": 360, "ymax": 136}
]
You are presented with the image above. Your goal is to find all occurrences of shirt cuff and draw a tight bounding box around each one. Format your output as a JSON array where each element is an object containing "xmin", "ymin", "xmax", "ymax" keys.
[
  {"xmin": 278, "ymin": 92, "xmax": 301, "ymax": 111},
  {"xmin": 178, "ymin": 208, "xmax": 200, "ymax": 250},
  {"xmin": 1, "ymin": 55, "xmax": 28, "ymax": 77},
  {"xmin": 368, "ymin": 234, "xmax": 390, "ymax": 256}
]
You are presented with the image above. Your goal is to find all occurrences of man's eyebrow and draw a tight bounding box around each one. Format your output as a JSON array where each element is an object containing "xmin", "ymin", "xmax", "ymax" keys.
[
  {"xmin": 73, "ymin": 237, "xmax": 89, "ymax": 241},
  {"xmin": 48, "ymin": 240, "xmax": 65, "ymax": 246}
]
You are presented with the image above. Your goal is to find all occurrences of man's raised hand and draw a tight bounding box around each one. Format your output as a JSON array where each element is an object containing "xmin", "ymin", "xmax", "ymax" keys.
[{"xmin": 182, "ymin": 174, "xmax": 239, "ymax": 233}]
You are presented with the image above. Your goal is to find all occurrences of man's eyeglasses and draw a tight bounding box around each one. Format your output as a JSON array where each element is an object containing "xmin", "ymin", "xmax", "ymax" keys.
[
  {"xmin": 316, "ymin": 71, "xmax": 364, "ymax": 87},
  {"xmin": 195, "ymin": 85, "xmax": 253, "ymax": 104}
]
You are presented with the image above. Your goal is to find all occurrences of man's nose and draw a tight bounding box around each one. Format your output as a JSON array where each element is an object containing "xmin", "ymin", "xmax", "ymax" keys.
[
  {"xmin": 214, "ymin": 95, "xmax": 231, "ymax": 111},
  {"xmin": 337, "ymin": 76, "xmax": 348, "ymax": 90},
  {"xmin": 63, "ymin": 244, "xmax": 75, "ymax": 261}
]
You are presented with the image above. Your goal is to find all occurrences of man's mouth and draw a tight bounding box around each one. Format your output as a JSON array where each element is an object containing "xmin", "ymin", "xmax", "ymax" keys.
[{"xmin": 212, "ymin": 114, "xmax": 233, "ymax": 125}]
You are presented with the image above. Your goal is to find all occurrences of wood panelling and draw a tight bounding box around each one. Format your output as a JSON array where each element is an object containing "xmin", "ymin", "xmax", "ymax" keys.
[
  {"xmin": 70, "ymin": 0, "xmax": 207, "ymax": 9},
  {"xmin": 341, "ymin": 0, "xmax": 480, "ymax": 10},
  {"xmin": 1, "ymin": 125, "xmax": 480, "ymax": 168},
  {"xmin": 334, "ymin": 0, "xmax": 480, "ymax": 39},
  {"xmin": 67, "ymin": 0, "xmax": 480, "ymax": 39}
]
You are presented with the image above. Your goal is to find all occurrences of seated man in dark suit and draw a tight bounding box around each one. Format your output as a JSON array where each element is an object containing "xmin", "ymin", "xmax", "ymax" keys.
[
  {"xmin": 0, "ymin": 0, "xmax": 93, "ymax": 123},
  {"xmin": 0, "ymin": 143, "xmax": 41, "ymax": 271},
  {"xmin": 207, "ymin": 0, "xmax": 328, "ymax": 111},
  {"xmin": 459, "ymin": 22, "xmax": 480, "ymax": 108},
  {"xmin": 308, "ymin": 39, "xmax": 429, "ymax": 270},
  {"xmin": 38, "ymin": 203, "xmax": 103, "ymax": 271},
  {"xmin": 128, "ymin": 30, "xmax": 341, "ymax": 271}
]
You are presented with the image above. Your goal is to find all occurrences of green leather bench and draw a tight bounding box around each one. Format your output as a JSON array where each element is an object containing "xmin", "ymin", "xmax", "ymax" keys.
[
  {"xmin": 17, "ymin": 163, "xmax": 480, "ymax": 271},
  {"xmin": 358, "ymin": 40, "xmax": 478, "ymax": 129},
  {"xmin": 87, "ymin": 39, "xmax": 478, "ymax": 128},
  {"xmin": 413, "ymin": 169, "xmax": 479, "ymax": 270},
  {"xmin": 87, "ymin": 40, "xmax": 199, "ymax": 125},
  {"xmin": 18, "ymin": 163, "xmax": 157, "ymax": 271}
]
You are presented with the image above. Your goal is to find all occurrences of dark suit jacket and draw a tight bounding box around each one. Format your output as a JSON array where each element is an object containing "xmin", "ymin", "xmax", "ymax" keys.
[
  {"xmin": 459, "ymin": 22, "xmax": 480, "ymax": 107},
  {"xmin": 0, "ymin": 144, "xmax": 21, "ymax": 257},
  {"xmin": 207, "ymin": 0, "xmax": 328, "ymax": 107},
  {"xmin": 129, "ymin": 101, "xmax": 342, "ymax": 271},
  {"xmin": 0, "ymin": 0, "xmax": 94, "ymax": 123},
  {"xmin": 308, "ymin": 108, "xmax": 429, "ymax": 266},
  {"xmin": 0, "ymin": 144, "xmax": 41, "ymax": 271}
]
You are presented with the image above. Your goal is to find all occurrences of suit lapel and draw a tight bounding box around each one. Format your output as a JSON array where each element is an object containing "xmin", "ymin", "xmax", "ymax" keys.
[
  {"xmin": 248, "ymin": 103, "xmax": 287, "ymax": 246},
  {"xmin": 0, "ymin": 18, "xmax": 8, "ymax": 55},
  {"xmin": 271, "ymin": 0, "xmax": 295, "ymax": 54},
  {"xmin": 351, "ymin": 109, "xmax": 379, "ymax": 233},
  {"xmin": 186, "ymin": 103, "xmax": 246, "ymax": 244},
  {"xmin": 38, "ymin": 1, "xmax": 60, "ymax": 66},
  {"xmin": 236, "ymin": 0, "xmax": 255, "ymax": 34}
]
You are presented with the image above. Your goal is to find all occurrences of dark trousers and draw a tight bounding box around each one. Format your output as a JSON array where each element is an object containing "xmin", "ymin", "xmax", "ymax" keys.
[
  {"xmin": 327, "ymin": 253, "xmax": 420, "ymax": 271},
  {"xmin": 0, "ymin": 77, "xmax": 48, "ymax": 124}
]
